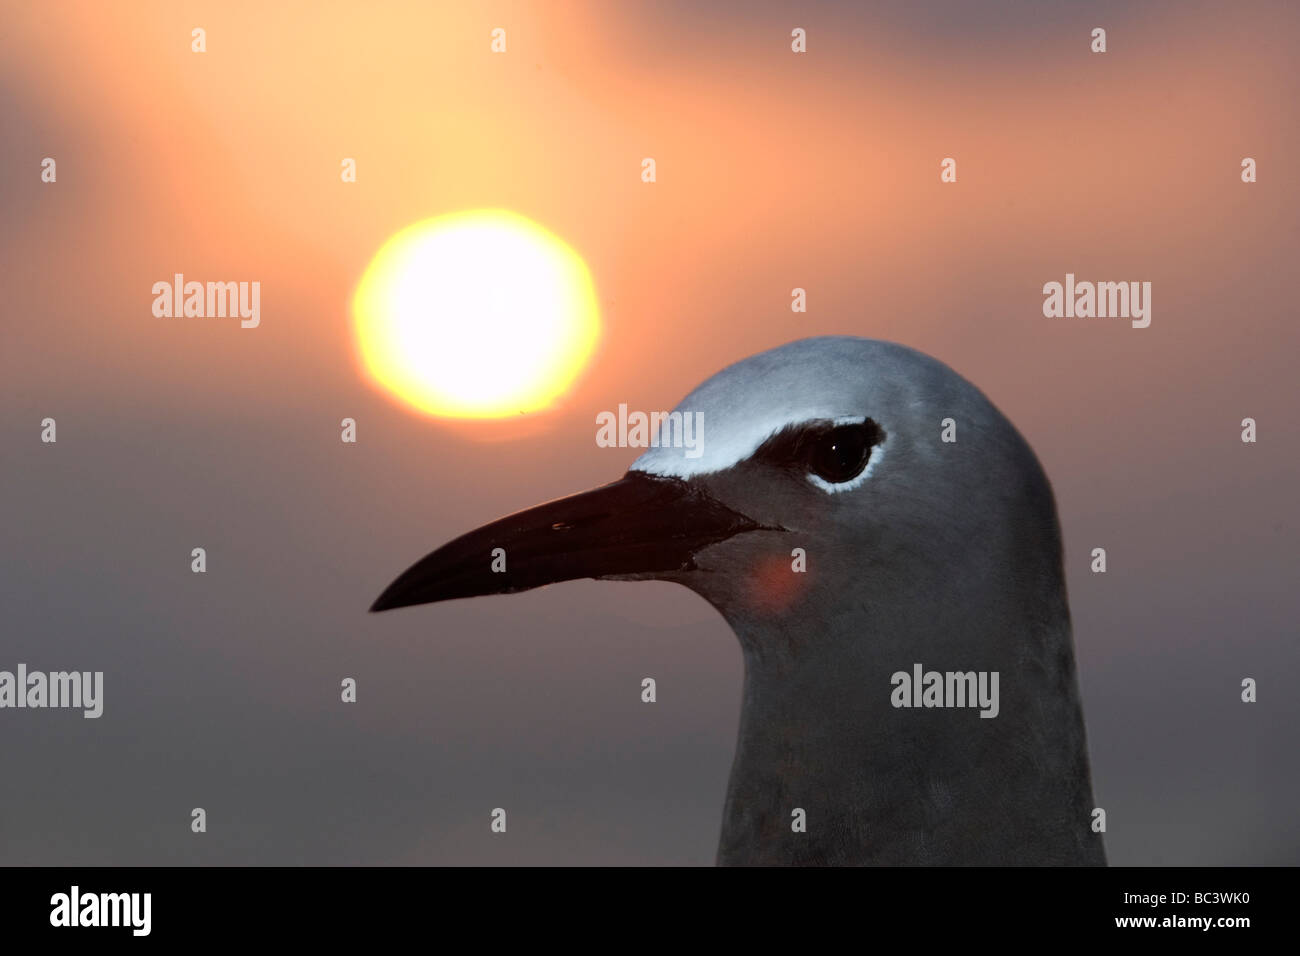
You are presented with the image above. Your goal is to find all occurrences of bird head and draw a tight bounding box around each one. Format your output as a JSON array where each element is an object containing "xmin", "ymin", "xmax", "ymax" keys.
[{"xmin": 370, "ymin": 336, "xmax": 1063, "ymax": 665}]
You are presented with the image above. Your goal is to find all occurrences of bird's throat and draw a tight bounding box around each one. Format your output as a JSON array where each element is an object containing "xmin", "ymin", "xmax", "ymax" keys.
[{"xmin": 714, "ymin": 612, "xmax": 1105, "ymax": 866}]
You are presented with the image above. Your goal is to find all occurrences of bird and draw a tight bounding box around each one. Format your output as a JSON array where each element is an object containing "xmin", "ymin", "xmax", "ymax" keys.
[{"xmin": 370, "ymin": 336, "xmax": 1106, "ymax": 866}]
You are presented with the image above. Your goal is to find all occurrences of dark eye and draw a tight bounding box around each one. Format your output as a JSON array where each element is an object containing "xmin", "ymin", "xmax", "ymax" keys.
[
  {"xmin": 806, "ymin": 421, "xmax": 882, "ymax": 485},
  {"xmin": 751, "ymin": 417, "xmax": 886, "ymax": 489}
]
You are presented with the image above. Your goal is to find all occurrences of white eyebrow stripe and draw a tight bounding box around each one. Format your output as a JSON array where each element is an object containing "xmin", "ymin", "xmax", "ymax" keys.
[{"xmin": 630, "ymin": 411, "xmax": 871, "ymax": 479}]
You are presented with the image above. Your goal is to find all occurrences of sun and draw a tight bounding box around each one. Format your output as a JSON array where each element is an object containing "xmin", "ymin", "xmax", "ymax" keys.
[{"xmin": 353, "ymin": 210, "xmax": 600, "ymax": 419}]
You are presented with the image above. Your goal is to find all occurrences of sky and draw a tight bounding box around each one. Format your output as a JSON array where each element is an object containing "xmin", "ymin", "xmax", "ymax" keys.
[{"xmin": 1, "ymin": 0, "xmax": 1297, "ymax": 865}]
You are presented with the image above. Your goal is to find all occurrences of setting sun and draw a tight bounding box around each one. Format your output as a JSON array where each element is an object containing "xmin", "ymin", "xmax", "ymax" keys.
[{"xmin": 353, "ymin": 210, "xmax": 600, "ymax": 418}]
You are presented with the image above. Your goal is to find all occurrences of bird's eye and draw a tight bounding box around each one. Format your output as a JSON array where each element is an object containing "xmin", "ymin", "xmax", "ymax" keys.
[
  {"xmin": 805, "ymin": 421, "xmax": 883, "ymax": 485},
  {"xmin": 751, "ymin": 417, "xmax": 886, "ymax": 491}
]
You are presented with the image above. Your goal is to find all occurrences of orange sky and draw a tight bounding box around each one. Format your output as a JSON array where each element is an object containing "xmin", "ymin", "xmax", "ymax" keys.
[{"xmin": 5, "ymin": 1, "xmax": 1296, "ymax": 435}]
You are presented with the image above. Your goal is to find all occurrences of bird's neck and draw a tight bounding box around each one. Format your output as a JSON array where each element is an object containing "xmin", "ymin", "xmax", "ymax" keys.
[{"xmin": 714, "ymin": 601, "xmax": 1105, "ymax": 866}]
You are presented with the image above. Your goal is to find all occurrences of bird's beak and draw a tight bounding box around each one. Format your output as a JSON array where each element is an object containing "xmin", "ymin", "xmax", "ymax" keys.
[{"xmin": 370, "ymin": 471, "xmax": 762, "ymax": 612}]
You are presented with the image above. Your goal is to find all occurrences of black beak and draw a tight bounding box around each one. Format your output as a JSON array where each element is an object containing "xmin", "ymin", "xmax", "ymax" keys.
[{"xmin": 370, "ymin": 471, "xmax": 762, "ymax": 612}]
